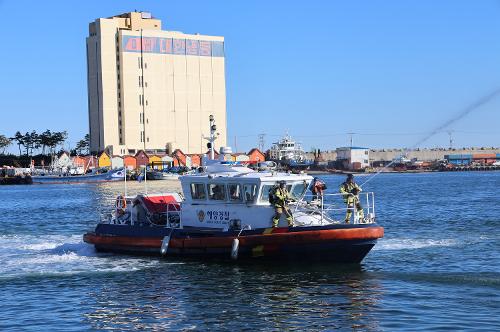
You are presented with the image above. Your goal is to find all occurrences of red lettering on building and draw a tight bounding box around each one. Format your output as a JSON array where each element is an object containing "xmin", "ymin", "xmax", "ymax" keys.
[
  {"xmin": 199, "ymin": 41, "xmax": 211, "ymax": 56},
  {"xmin": 142, "ymin": 38, "xmax": 157, "ymax": 52},
  {"xmin": 159, "ymin": 38, "xmax": 172, "ymax": 53},
  {"xmin": 125, "ymin": 37, "xmax": 141, "ymax": 51}
]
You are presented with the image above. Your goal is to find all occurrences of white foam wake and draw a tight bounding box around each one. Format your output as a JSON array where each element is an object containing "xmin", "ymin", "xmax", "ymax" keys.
[
  {"xmin": 374, "ymin": 238, "xmax": 458, "ymax": 250},
  {"xmin": 0, "ymin": 234, "xmax": 161, "ymax": 280}
]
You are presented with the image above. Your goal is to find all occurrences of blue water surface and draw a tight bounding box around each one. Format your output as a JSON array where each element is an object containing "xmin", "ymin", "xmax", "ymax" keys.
[{"xmin": 0, "ymin": 172, "xmax": 499, "ymax": 331}]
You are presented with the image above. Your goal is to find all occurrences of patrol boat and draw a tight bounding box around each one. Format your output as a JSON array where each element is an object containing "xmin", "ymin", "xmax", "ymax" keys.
[{"xmin": 83, "ymin": 117, "xmax": 383, "ymax": 262}]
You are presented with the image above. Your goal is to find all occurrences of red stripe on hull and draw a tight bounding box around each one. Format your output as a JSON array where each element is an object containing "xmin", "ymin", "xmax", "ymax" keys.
[{"xmin": 84, "ymin": 227, "xmax": 384, "ymax": 251}]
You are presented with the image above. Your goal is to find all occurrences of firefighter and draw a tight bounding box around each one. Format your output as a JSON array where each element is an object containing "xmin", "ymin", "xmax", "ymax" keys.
[
  {"xmin": 340, "ymin": 174, "xmax": 364, "ymax": 223},
  {"xmin": 270, "ymin": 180, "xmax": 294, "ymax": 227}
]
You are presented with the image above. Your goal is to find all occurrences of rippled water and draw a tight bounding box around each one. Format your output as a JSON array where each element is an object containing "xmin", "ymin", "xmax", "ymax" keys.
[{"xmin": 0, "ymin": 172, "xmax": 499, "ymax": 331}]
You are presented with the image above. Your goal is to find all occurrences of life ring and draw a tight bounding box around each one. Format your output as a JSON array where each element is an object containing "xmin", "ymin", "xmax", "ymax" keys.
[{"xmin": 115, "ymin": 195, "xmax": 127, "ymax": 212}]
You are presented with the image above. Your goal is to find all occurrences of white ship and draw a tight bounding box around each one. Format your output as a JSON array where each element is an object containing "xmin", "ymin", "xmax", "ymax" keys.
[{"xmin": 269, "ymin": 134, "xmax": 313, "ymax": 168}]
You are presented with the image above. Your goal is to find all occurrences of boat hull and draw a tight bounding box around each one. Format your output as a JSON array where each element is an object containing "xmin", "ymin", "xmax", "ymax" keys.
[
  {"xmin": 84, "ymin": 224, "xmax": 384, "ymax": 263},
  {"xmin": 32, "ymin": 170, "xmax": 124, "ymax": 184}
]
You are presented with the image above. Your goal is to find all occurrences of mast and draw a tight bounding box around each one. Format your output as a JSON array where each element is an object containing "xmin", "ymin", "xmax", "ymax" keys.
[{"xmin": 203, "ymin": 115, "xmax": 218, "ymax": 160}]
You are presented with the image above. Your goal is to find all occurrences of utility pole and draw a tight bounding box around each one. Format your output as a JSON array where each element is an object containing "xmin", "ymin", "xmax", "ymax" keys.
[
  {"xmin": 347, "ymin": 132, "xmax": 355, "ymax": 147},
  {"xmin": 258, "ymin": 133, "xmax": 265, "ymax": 151},
  {"xmin": 447, "ymin": 130, "xmax": 454, "ymax": 149}
]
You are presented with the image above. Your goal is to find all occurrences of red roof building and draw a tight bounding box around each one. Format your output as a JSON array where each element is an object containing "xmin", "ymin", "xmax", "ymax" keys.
[
  {"xmin": 247, "ymin": 148, "xmax": 265, "ymax": 163},
  {"xmin": 123, "ymin": 155, "xmax": 137, "ymax": 169},
  {"xmin": 135, "ymin": 150, "xmax": 149, "ymax": 168},
  {"xmin": 172, "ymin": 149, "xmax": 187, "ymax": 166}
]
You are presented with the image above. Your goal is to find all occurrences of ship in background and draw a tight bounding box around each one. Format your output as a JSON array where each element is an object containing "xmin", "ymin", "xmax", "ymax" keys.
[{"xmin": 268, "ymin": 134, "xmax": 313, "ymax": 169}]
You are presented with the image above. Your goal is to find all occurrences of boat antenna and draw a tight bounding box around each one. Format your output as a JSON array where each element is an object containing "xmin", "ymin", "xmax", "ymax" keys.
[{"xmin": 360, "ymin": 87, "xmax": 500, "ymax": 187}]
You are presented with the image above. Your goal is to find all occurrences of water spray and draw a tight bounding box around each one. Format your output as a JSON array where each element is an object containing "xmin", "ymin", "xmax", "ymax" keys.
[{"xmin": 360, "ymin": 88, "xmax": 500, "ymax": 187}]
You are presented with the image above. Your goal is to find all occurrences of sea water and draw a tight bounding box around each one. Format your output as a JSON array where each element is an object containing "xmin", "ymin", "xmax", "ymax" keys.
[{"xmin": 0, "ymin": 172, "xmax": 499, "ymax": 331}]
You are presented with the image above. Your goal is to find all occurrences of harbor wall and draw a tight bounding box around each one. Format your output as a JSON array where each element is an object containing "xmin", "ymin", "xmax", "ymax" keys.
[{"xmin": 305, "ymin": 148, "xmax": 500, "ymax": 162}]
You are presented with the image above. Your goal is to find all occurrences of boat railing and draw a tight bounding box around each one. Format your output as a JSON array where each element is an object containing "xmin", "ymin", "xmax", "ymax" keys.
[
  {"xmin": 97, "ymin": 197, "xmax": 182, "ymax": 228},
  {"xmin": 292, "ymin": 192, "xmax": 375, "ymax": 225}
]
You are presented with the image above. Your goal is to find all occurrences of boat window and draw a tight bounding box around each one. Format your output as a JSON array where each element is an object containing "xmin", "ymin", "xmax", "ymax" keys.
[
  {"xmin": 228, "ymin": 183, "xmax": 243, "ymax": 202},
  {"xmin": 291, "ymin": 181, "xmax": 308, "ymax": 199},
  {"xmin": 243, "ymin": 184, "xmax": 257, "ymax": 202},
  {"xmin": 208, "ymin": 183, "xmax": 226, "ymax": 201},
  {"xmin": 260, "ymin": 184, "xmax": 276, "ymax": 203},
  {"xmin": 191, "ymin": 183, "xmax": 207, "ymax": 200}
]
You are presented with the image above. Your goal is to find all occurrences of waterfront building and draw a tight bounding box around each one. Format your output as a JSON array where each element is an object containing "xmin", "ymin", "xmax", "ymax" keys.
[
  {"xmin": 232, "ymin": 153, "xmax": 250, "ymax": 162},
  {"xmin": 83, "ymin": 156, "xmax": 98, "ymax": 170},
  {"xmin": 247, "ymin": 148, "xmax": 266, "ymax": 163},
  {"xmin": 72, "ymin": 156, "xmax": 86, "ymax": 168},
  {"xmin": 111, "ymin": 155, "xmax": 124, "ymax": 169},
  {"xmin": 336, "ymin": 147, "xmax": 370, "ymax": 170},
  {"xmin": 149, "ymin": 154, "xmax": 162, "ymax": 170},
  {"xmin": 135, "ymin": 150, "xmax": 149, "ymax": 168},
  {"xmin": 161, "ymin": 155, "xmax": 174, "ymax": 166},
  {"xmin": 123, "ymin": 155, "xmax": 137, "ymax": 169},
  {"xmin": 87, "ymin": 11, "xmax": 227, "ymax": 156},
  {"xmin": 55, "ymin": 152, "xmax": 72, "ymax": 170},
  {"xmin": 98, "ymin": 151, "xmax": 111, "ymax": 168}
]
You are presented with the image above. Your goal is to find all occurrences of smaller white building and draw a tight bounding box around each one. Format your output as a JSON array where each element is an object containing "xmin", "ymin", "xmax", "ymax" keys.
[
  {"xmin": 55, "ymin": 152, "xmax": 73, "ymax": 170},
  {"xmin": 336, "ymin": 147, "xmax": 370, "ymax": 170},
  {"xmin": 111, "ymin": 156, "xmax": 124, "ymax": 169}
]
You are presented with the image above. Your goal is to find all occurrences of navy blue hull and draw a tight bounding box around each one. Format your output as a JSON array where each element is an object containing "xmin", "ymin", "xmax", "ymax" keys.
[{"xmin": 32, "ymin": 170, "xmax": 123, "ymax": 184}]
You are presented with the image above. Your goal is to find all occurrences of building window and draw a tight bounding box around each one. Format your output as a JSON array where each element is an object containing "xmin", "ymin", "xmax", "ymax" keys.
[
  {"xmin": 145, "ymin": 100, "xmax": 148, "ymax": 106},
  {"xmin": 145, "ymin": 82, "xmax": 148, "ymax": 88},
  {"xmin": 147, "ymin": 137, "xmax": 149, "ymax": 143},
  {"xmin": 139, "ymin": 95, "xmax": 142, "ymax": 105},
  {"xmin": 138, "ymin": 57, "xmax": 141, "ymax": 69}
]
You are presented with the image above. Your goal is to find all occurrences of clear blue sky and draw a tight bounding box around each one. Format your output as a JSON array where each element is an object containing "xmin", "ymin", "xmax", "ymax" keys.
[{"xmin": 1, "ymin": 0, "xmax": 500, "ymax": 153}]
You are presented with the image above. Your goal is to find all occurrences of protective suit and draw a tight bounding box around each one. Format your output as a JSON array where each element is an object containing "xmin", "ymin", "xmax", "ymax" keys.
[{"xmin": 340, "ymin": 176, "xmax": 364, "ymax": 223}]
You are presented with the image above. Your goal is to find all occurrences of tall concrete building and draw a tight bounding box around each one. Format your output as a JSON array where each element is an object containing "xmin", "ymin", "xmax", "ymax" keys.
[{"xmin": 86, "ymin": 11, "xmax": 226, "ymax": 155}]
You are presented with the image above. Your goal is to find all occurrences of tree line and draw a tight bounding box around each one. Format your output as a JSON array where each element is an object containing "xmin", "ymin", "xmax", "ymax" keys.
[{"xmin": 0, "ymin": 131, "xmax": 90, "ymax": 157}]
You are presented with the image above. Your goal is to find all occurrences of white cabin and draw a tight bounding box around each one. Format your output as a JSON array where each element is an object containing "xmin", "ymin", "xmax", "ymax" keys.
[{"xmin": 179, "ymin": 162, "xmax": 313, "ymax": 230}]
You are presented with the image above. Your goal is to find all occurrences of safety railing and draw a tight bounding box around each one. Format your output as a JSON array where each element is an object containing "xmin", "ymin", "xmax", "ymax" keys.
[
  {"xmin": 292, "ymin": 192, "xmax": 376, "ymax": 225},
  {"xmin": 97, "ymin": 196, "xmax": 182, "ymax": 229}
]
